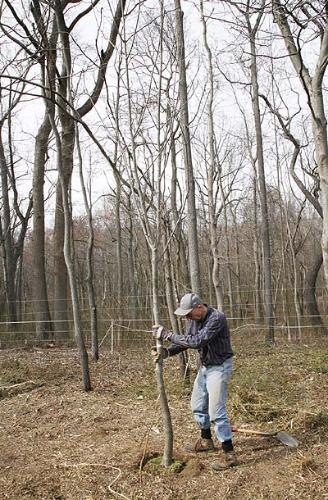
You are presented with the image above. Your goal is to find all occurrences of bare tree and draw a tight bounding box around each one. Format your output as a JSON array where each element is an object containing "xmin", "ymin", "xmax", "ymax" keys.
[
  {"xmin": 245, "ymin": 1, "xmax": 274, "ymax": 343},
  {"xmin": 76, "ymin": 131, "xmax": 98, "ymax": 360},
  {"xmin": 121, "ymin": 2, "xmax": 174, "ymax": 465},
  {"xmin": 30, "ymin": 6, "xmax": 58, "ymax": 340},
  {"xmin": 174, "ymin": 0, "xmax": 202, "ymax": 295},
  {"xmin": 273, "ymin": 0, "xmax": 328, "ymax": 290},
  {"xmin": 0, "ymin": 81, "xmax": 32, "ymax": 327},
  {"xmin": 260, "ymin": 87, "xmax": 326, "ymax": 334},
  {"xmin": 199, "ymin": 2, "xmax": 245, "ymax": 314},
  {"xmin": 50, "ymin": 0, "xmax": 126, "ymax": 340}
]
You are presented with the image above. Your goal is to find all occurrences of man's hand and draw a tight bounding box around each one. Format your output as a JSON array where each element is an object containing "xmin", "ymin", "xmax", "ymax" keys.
[
  {"xmin": 151, "ymin": 346, "xmax": 168, "ymax": 363},
  {"xmin": 152, "ymin": 324, "xmax": 173, "ymax": 342}
]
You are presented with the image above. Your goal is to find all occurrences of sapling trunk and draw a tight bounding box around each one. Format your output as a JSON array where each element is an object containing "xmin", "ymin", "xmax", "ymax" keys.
[
  {"xmin": 152, "ymin": 0, "xmax": 173, "ymax": 467},
  {"xmin": 154, "ymin": 336, "xmax": 173, "ymax": 466},
  {"xmin": 121, "ymin": 0, "xmax": 174, "ymax": 465},
  {"xmin": 153, "ymin": 253, "xmax": 173, "ymax": 467}
]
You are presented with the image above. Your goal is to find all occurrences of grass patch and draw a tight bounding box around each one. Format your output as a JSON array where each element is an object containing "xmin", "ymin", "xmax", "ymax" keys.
[
  {"xmin": 147, "ymin": 456, "xmax": 185, "ymax": 473},
  {"xmin": 304, "ymin": 411, "xmax": 328, "ymax": 431},
  {"xmin": 0, "ymin": 351, "xmax": 77, "ymax": 387},
  {"xmin": 311, "ymin": 353, "xmax": 328, "ymax": 374},
  {"xmin": 0, "ymin": 358, "xmax": 28, "ymax": 385},
  {"xmin": 228, "ymin": 341, "xmax": 328, "ymax": 431}
]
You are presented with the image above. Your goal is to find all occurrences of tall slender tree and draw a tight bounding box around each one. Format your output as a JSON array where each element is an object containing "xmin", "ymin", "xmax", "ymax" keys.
[
  {"xmin": 273, "ymin": 0, "xmax": 328, "ymax": 290},
  {"xmin": 174, "ymin": 0, "xmax": 202, "ymax": 296}
]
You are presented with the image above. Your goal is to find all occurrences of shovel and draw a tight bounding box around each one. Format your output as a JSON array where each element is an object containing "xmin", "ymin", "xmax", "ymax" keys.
[{"xmin": 231, "ymin": 425, "xmax": 299, "ymax": 448}]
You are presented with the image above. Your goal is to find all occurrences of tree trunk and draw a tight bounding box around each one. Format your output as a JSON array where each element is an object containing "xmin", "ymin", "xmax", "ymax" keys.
[
  {"xmin": 47, "ymin": 105, "xmax": 91, "ymax": 392},
  {"xmin": 286, "ymin": 214, "xmax": 302, "ymax": 341},
  {"xmin": 253, "ymin": 176, "xmax": 262, "ymax": 323},
  {"xmin": 122, "ymin": 0, "xmax": 173, "ymax": 464},
  {"xmin": 200, "ymin": 0, "xmax": 224, "ymax": 311},
  {"xmin": 248, "ymin": 18, "xmax": 274, "ymax": 343},
  {"xmin": 273, "ymin": 0, "xmax": 328, "ymax": 304},
  {"xmin": 174, "ymin": 0, "xmax": 202, "ymax": 295},
  {"xmin": 0, "ymin": 123, "xmax": 31, "ymax": 327},
  {"xmin": 152, "ymin": 245, "xmax": 173, "ymax": 467},
  {"xmin": 53, "ymin": 0, "xmax": 126, "ymax": 341},
  {"xmin": 164, "ymin": 223, "xmax": 189, "ymax": 380},
  {"xmin": 32, "ymin": 114, "xmax": 54, "ymax": 340},
  {"xmin": 31, "ymin": 12, "xmax": 58, "ymax": 341},
  {"xmin": 234, "ymin": 214, "xmax": 243, "ymax": 323},
  {"xmin": 304, "ymin": 245, "xmax": 327, "ymax": 334},
  {"xmin": 53, "ymin": 164, "xmax": 70, "ymax": 341},
  {"xmin": 127, "ymin": 199, "xmax": 138, "ymax": 322},
  {"xmin": 0, "ymin": 127, "xmax": 16, "ymax": 325},
  {"xmin": 77, "ymin": 131, "xmax": 98, "ymax": 360},
  {"xmin": 167, "ymin": 90, "xmax": 189, "ymax": 288}
]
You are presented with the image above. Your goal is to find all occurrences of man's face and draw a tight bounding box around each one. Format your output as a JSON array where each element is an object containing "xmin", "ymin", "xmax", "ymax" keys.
[{"xmin": 185, "ymin": 304, "xmax": 204, "ymax": 321}]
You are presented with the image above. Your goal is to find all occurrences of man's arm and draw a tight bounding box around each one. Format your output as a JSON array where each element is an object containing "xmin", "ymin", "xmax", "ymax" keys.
[
  {"xmin": 170, "ymin": 313, "xmax": 226, "ymax": 349},
  {"xmin": 166, "ymin": 343, "xmax": 188, "ymax": 357}
]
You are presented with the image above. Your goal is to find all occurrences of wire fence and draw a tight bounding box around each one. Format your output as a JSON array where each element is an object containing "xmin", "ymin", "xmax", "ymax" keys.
[{"xmin": 0, "ymin": 313, "xmax": 326, "ymax": 350}]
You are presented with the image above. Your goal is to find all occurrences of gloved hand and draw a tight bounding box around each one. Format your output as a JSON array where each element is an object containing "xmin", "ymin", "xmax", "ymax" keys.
[
  {"xmin": 152, "ymin": 324, "xmax": 173, "ymax": 342},
  {"xmin": 151, "ymin": 346, "xmax": 169, "ymax": 363}
]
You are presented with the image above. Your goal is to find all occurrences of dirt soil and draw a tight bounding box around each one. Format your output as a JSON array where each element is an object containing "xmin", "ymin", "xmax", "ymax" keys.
[{"xmin": 0, "ymin": 337, "xmax": 328, "ymax": 500}]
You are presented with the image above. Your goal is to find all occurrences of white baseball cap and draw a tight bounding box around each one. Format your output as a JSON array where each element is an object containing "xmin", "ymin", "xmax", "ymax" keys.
[{"xmin": 174, "ymin": 293, "xmax": 202, "ymax": 316}]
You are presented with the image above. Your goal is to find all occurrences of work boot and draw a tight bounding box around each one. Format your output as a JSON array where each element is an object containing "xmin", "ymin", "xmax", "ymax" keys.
[
  {"xmin": 184, "ymin": 437, "xmax": 215, "ymax": 453},
  {"xmin": 212, "ymin": 451, "xmax": 238, "ymax": 471}
]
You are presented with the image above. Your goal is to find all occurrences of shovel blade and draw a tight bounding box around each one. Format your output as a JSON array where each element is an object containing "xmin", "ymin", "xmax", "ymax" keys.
[{"xmin": 275, "ymin": 431, "xmax": 299, "ymax": 448}]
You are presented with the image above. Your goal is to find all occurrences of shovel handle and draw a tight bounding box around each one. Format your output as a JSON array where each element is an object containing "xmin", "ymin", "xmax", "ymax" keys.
[{"xmin": 231, "ymin": 426, "xmax": 275, "ymax": 437}]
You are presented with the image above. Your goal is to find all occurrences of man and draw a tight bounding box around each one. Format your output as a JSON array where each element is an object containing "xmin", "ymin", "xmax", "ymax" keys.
[{"xmin": 152, "ymin": 292, "xmax": 237, "ymax": 470}]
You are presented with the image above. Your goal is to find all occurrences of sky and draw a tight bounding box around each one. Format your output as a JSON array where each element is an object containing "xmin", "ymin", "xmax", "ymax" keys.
[{"xmin": 1, "ymin": 0, "xmax": 325, "ymax": 227}]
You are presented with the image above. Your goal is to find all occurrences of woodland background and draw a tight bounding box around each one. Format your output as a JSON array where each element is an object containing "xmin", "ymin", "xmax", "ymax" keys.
[{"xmin": 0, "ymin": 0, "xmax": 328, "ymax": 365}]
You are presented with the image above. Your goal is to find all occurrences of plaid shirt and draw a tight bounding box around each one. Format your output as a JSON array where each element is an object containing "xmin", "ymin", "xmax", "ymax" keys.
[{"xmin": 167, "ymin": 307, "xmax": 233, "ymax": 367}]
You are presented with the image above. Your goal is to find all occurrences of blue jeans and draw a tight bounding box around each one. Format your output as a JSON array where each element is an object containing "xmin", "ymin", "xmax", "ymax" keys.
[{"xmin": 191, "ymin": 358, "xmax": 233, "ymax": 443}]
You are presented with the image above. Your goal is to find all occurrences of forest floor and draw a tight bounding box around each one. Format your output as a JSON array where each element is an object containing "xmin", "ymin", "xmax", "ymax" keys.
[{"xmin": 0, "ymin": 331, "xmax": 328, "ymax": 500}]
